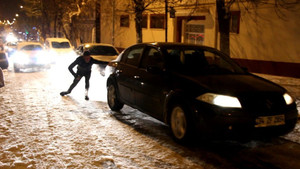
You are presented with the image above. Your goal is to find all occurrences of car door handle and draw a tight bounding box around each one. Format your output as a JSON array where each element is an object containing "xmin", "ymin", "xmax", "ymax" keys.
[{"xmin": 134, "ymin": 76, "xmax": 140, "ymax": 79}]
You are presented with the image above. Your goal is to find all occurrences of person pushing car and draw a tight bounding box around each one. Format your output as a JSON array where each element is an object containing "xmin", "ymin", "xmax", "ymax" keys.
[{"xmin": 60, "ymin": 51, "xmax": 105, "ymax": 100}]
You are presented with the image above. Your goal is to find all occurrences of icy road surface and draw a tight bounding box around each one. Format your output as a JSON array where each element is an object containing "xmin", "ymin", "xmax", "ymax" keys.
[{"xmin": 0, "ymin": 65, "xmax": 300, "ymax": 169}]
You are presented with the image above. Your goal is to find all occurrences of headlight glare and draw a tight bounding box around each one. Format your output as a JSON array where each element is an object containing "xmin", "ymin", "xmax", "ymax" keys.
[
  {"xmin": 283, "ymin": 93, "xmax": 294, "ymax": 105},
  {"xmin": 13, "ymin": 52, "xmax": 30, "ymax": 64},
  {"xmin": 197, "ymin": 93, "xmax": 242, "ymax": 108}
]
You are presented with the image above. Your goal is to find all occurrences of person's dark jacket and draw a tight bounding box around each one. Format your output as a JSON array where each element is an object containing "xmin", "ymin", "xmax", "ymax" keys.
[{"xmin": 68, "ymin": 56, "xmax": 105, "ymax": 76}]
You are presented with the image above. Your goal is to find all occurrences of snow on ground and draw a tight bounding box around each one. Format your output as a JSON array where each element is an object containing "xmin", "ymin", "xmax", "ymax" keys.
[
  {"xmin": 0, "ymin": 67, "xmax": 299, "ymax": 169},
  {"xmin": 0, "ymin": 66, "xmax": 209, "ymax": 168}
]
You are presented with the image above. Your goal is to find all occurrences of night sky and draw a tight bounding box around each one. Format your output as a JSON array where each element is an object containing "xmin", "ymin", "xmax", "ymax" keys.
[{"xmin": 0, "ymin": 0, "xmax": 22, "ymax": 21}]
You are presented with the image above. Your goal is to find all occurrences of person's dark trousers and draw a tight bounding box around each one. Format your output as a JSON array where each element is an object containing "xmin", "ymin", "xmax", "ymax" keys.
[{"xmin": 67, "ymin": 72, "xmax": 91, "ymax": 93}]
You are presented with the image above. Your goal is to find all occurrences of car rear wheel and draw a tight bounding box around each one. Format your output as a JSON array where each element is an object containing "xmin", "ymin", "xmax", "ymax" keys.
[
  {"xmin": 107, "ymin": 83, "xmax": 124, "ymax": 111},
  {"xmin": 170, "ymin": 104, "xmax": 191, "ymax": 142},
  {"xmin": 14, "ymin": 64, "xmax": 20, "ymax": 73}
]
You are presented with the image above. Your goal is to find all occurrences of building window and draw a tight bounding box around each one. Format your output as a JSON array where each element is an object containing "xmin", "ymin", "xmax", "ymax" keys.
[
  {"xmin": 150, "ymin": 14, "xmax": 164, "ymax": 29},
  {"xmin": 230, "ymin": 11, "xmax": 240, "ymax": 34},
  {"xmin": 185, "ymin": 24, "xmax": 205, "ymax": 45},
  {"xmin": 120, "ymin": 15, "xmax": 129, "ymax": 27},
  {"xmin": 142, "ymin": 15, "xmax": 148, "ymax": 28}
]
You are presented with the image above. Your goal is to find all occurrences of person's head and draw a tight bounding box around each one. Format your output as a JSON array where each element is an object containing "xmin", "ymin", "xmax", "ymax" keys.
[
  {"xmin": 83, "ymin": 51, "xmax": 91, "ymax": 57},
  {"xmin": 83, "ymin": 51, "xmax": 91, "ymax": 62}
]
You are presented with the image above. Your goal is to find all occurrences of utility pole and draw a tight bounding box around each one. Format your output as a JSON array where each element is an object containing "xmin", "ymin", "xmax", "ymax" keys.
[
  {"xmin": 165, "ymin": 0, "xmax": 168, "ymax": 42},
  {"xmin": 112, "ymin": 0, "xmax": 115, "ymax": 45},
  {"xmin": 95, "ymin": 1, "xmax": 101, "ymax": 43}
]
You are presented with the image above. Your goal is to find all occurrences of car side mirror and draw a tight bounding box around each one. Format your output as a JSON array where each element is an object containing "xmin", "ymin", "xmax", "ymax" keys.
[{"xmin": 146, "ymin": 65, "xmax": 163, "ymax": 74}]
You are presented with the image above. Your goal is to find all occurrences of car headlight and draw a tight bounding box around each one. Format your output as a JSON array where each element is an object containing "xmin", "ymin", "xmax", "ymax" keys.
[
  {"xmin": 197, "ymin": 93, "xmax": 242, "ymax": 108},
  {"xmin": 283, "ymin": 93, "xmax": 294, "ymax": 105}
]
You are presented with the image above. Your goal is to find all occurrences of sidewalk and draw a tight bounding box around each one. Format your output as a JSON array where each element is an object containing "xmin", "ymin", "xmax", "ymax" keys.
[{"xmin": 255, "ymin": 73, "xmax": 300, "ymax": 116}]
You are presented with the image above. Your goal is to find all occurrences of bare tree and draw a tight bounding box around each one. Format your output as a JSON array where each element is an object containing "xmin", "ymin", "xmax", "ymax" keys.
[
  {"xmin": 126, "ymin": 0, "xmax": 164, "ymax": 43},
  {"xmin": 21, "ymin": 0, "xmax": 96, "ymax": 42},
  {"xmin": 22, "ymin": 0, "xmax": 53, "ymax": 40}
]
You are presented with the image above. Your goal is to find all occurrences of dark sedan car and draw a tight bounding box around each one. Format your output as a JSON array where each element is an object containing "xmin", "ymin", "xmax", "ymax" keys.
[
  {"xmin": 106, "ymin": 42, "xmax": 298, "ymax": 142},
  {"xmin": 0, "ymin": 52, "xmax": 8, "ymax": 69}
]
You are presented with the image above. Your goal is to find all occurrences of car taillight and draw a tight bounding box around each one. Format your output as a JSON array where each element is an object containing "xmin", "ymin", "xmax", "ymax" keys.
[{"xmin": 108, "ymin": 62, "xmax": 118, "ymax": 67}]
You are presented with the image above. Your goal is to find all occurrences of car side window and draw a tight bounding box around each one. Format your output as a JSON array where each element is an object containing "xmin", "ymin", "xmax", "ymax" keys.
[
  {"xmin": 123, "ymin": 46, "xmax": 144, "ymax": 67},
  {"xmin": 204, "ymin": 51, "xmax": 231, "ymax": 69},
  {"xmin": 140, "ymin": 47, "xmax": 163, "ymax": 69}
]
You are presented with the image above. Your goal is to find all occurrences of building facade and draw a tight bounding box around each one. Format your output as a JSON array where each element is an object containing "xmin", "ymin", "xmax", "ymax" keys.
[{"xmin": 98, "ymin": 0, "xmax": 300, "ymax": 77}]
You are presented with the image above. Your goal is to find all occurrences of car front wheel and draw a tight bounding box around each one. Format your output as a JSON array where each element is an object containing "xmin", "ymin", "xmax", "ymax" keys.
[
  {"xmin": 107, "ymin": 83, "xmax": 124, "ymax": 111},
  {"xmin": 170, "ymin": 104, "xmax": 191, "ymax": 142}
]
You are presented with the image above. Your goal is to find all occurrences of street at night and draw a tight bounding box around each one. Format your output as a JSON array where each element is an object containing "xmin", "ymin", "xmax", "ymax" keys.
[
  {"xmin": 0, "ymin": 66, "xmax": 299, "ymax": 168},
  {"xmin": 1, "ymin": 0, "xmax": 300, "ymax": 168}
]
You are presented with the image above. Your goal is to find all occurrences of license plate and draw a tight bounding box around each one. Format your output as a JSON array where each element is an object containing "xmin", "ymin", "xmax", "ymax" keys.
[{"xmin": 255, "ymin": 115, "xmax": 285, "ymax": 127}]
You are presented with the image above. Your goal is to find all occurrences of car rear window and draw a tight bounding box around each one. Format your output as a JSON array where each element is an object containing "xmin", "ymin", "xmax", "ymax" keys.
[
  {"xmin": 21, "ymin": 45, "xmax": 43, "ymax": 51},
  {"xmin": 51, "ymin": 42, "xmax": 71, "ymax": 49},
  {"xmin": 122, "ymin": 46, "xmax": 144, "ymax": 67},
  {"xmin": 88, "ymin": 46, "xmax": 118, "ymax": 56}
]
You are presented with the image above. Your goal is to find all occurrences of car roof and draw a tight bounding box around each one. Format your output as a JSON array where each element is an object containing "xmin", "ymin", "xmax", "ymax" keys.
[
  {"xmin": 134, "ymin": 42, "xmax": 217, "ymax": 50},
  {"xmin": 45, "ymin": 38, "xmax": 70, "ymax": 42},
  {"xmin": 82, "ymin": 43, "xmax": 116, "ymax": 48},
  {"xmin": 17, "ymin": 42, "xmax": 43, "ymax": 50}
]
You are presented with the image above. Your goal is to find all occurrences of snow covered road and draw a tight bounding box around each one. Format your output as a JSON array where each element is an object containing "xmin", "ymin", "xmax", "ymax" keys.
[{"xmin": 0, "ymin": 67, "xmax": 299, "ymax": 169}]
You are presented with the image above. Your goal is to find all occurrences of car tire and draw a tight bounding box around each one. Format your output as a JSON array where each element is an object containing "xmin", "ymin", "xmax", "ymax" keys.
[
  {"xmin": 107, "ymin": 83, "xmax": 124, "ymax": 111},
  {"xmin": 170, "ymin": 104, "xmax": 192, "ymax": 143},
  {"xmin": 14, "ymin": 65, "xmax": 20, "ymax": 73}
]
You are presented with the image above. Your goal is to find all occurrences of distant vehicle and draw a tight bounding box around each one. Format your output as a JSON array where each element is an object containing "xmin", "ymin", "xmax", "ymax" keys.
[
  {"xmin": 76, "ymin": 43, "xmax": 119, "ymax": 76},
  {"xmin": 107, "ymin": 42, "xmax": 298, "ymax": 142},
  {"xmin": 0, "ymin": 52, "xmax": 8, "ymax": 69},
  {"xmin": 44, "ymin": 38, "xmax": 76, "ymax": 63},
  {"xmin": 0, "ymin": 67, "xmax": 4, "ymax": 88},
  {"xmin": 11, "ymin": 42, "xmax": 51, "ymax": 72},
  {"xmin": 4, "ymin": 41, "xmax": 17, "ymax": 57}
]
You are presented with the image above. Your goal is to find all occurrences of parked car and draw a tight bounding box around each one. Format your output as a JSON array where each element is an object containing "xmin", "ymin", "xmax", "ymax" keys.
[
  {"xmin": 11, "ymin": 42, "xmax": 51, "ymax": 72},
  {"xmin": 104, "ymin": 51, "xmax": 123, "ymax": 77},
  {"xmin": 0, "ymin": 67, "xmax": 4, "ymax": 88},
  {"xmin": 44, "ymin": 38, "xmax": 76, "ymax": 63},
  {"xmin": 106, "ymin": 42, "xmax": 298, "ymax": 142},
  {"xmin": 76, "ymin": 43, "xmax": 119, "ymax": 76},
  {"xmin": 0, "ymin": 52, "xmax": 8, "ymax": 69}
]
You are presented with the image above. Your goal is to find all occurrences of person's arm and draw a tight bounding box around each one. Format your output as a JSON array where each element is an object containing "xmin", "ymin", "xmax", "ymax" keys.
[{"xmin": 68, "ymin": 58, "xmax": 79, "ymax": 77}]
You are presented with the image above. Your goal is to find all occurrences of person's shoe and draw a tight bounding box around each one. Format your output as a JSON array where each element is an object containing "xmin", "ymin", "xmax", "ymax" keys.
[
  {"xmin": 60, "ymin": 91, "xmax": 70, "ymax": 96},
  {"xmin": 85, "ymin": 96, "xmax": 89, "ymax": 100}
]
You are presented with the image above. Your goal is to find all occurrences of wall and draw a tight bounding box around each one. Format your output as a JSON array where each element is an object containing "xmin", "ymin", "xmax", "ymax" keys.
[
  {"xmin": 230, "ymin": 2, "xmax": 300, "ymax": 77},
  {"xmin": 99, "ymin": 0, "xmax": 300, "ymax": 77}
]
